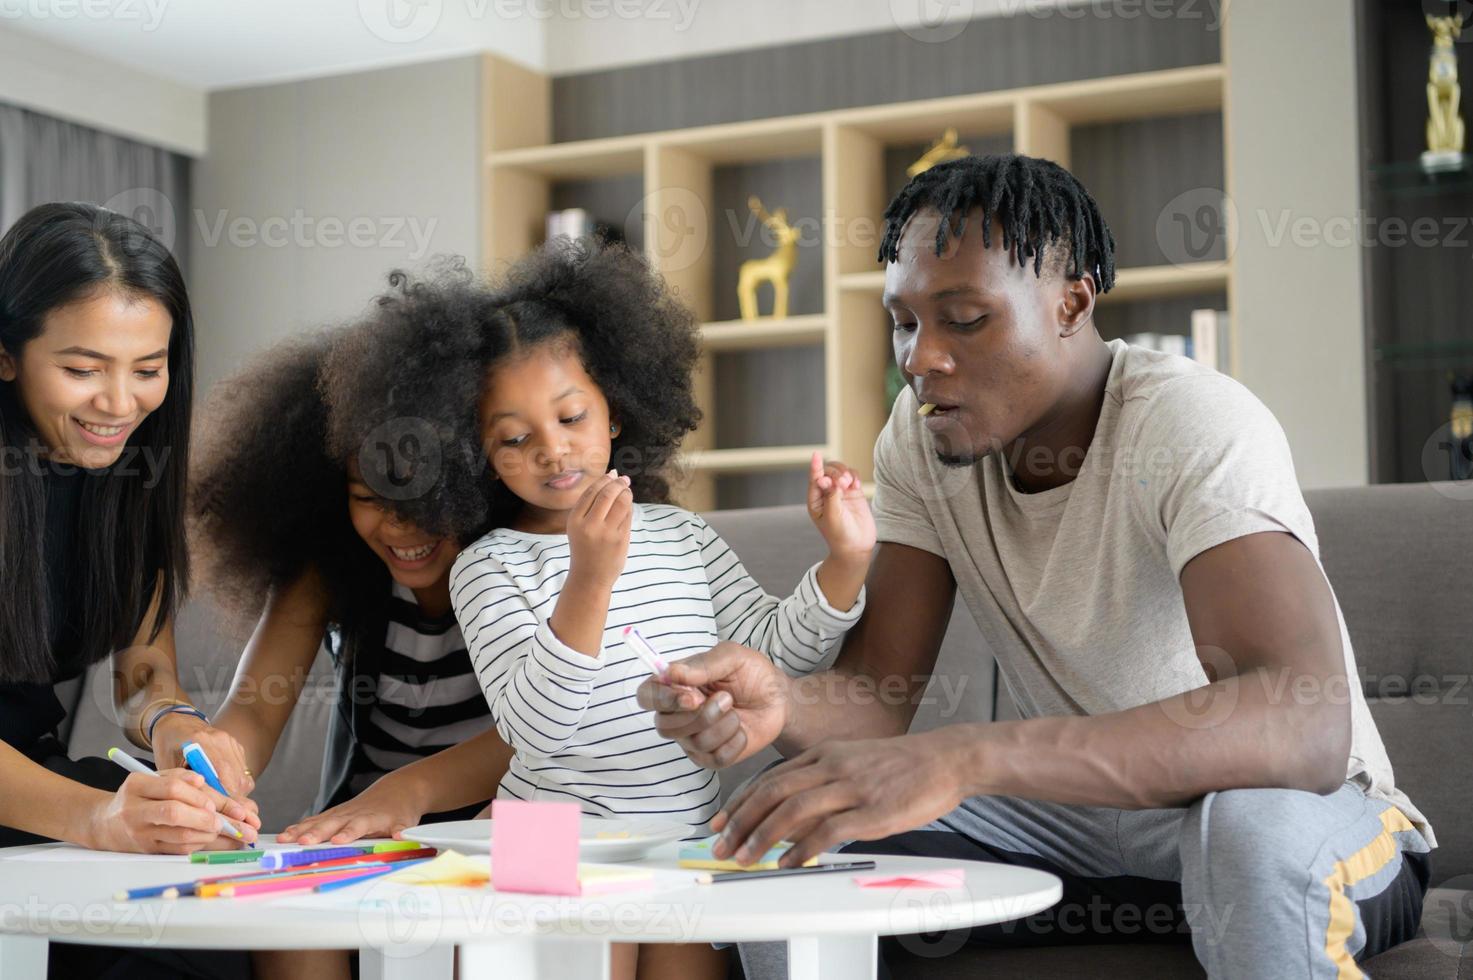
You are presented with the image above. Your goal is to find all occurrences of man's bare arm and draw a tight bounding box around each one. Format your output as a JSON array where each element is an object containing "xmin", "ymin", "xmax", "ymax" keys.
[
  {"xmin": 775, "ymin": 542, "xmax": 958, "ymax": 755},
  {"xmin": 712, "ymin": 529, "xmax": 1357, "ymax": 869},
  {"xmin": 947, "ymin": 530, "xmax": 1352, "ymax": 808}
]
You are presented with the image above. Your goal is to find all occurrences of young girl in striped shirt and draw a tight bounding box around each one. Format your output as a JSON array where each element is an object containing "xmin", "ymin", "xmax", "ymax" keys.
[{"xmin": 352, "ymin": 240, "xmax": 875, "ymax": 980}]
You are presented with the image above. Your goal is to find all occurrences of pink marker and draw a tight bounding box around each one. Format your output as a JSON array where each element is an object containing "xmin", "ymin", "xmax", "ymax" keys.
[{"xmin": 623, "ymin": 626, "xmax": 671, "ymax": 682}]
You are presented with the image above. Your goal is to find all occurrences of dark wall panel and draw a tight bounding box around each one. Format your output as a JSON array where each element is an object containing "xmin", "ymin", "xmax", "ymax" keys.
[
  {"xmin": 553, "ymin": 7, "xmax": 1222, "ymax": 142},
  {"xmin": 712, "ymin": 346, "xmax": 827, "ymax": 450},
  {"xmin": 1071, "ymin": 111, "xmax": 1226, "ymax": 268}
]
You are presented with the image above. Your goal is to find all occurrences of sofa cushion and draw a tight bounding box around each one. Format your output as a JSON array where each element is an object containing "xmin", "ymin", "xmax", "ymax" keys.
[
  {"xmin": 1307, "ymin": 483, "xmax": 1472, "ymax": 701},
  {"xmin": 1304, "ymin": 483, "xmax": 1473, "ymax": 882}
]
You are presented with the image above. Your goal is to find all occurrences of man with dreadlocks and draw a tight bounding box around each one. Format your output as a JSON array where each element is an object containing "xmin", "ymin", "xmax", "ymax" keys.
[{"xmin": 640, "ymin": 155, "xmax": 1431, "ymax": 977}]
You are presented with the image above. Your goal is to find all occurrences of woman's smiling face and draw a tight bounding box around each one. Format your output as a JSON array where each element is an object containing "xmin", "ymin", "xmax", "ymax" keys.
[{"xmin": 0, "ymin": 288, "xmax": 172, "ymax": 470}]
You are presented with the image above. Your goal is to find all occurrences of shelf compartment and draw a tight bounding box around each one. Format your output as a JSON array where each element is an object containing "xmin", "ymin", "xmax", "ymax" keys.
[
  {"xmin": 488, "ymin": 136, "xmax": 646, "ymax": 180},
  {"xmin": 839, "ymin": 270, "xmax": 886, "ymax": 293},
  {"xmin": 701, "ymin": 315, "xmax": 828, "ymax": 352},
  {"xmin": 657, "ymin": 117, "xmax": 824, "ymax": 164},
  {"xmin": 837, "ymin": 261, "xmax": 1231, "ymax": 302},
  {"xmin": 834, "ymin": 94, "xmax": 1015, "ymax": 145},
  {"xmin": 1029, "ymin": 64, "xmax": 1225, "ymax": 125},
  {"xmin": 1106, "ymin": 261, "xmax": 1230, "ymax": 302}
]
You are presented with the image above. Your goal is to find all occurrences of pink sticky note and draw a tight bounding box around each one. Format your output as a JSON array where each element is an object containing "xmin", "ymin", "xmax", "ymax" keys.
[
  {"xmin": 853, "ymin": 868, "xmax": 966, "ymax": 890},
  {"xmin": 491, "ymin": 800, "xmax": 580, "ymax": 896}
]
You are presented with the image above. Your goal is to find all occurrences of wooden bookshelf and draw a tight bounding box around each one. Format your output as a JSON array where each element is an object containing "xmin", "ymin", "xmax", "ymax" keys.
[
  {"xmin": 700, "ymin": 315, "xmax": 827, "ymax": 352},
  {"xmin": 482, "ymin": 57, "xmax": 1233, "ymax": 511}
]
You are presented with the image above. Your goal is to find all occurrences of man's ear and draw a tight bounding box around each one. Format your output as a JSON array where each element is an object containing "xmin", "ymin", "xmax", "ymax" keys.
[
  {"xmin": 0, "ymin": 344, "xmax": 16, "ymax": 383},
  {"xmin": 1058, "ymin": 273, "xmax": 1097, "ymax": 339}
]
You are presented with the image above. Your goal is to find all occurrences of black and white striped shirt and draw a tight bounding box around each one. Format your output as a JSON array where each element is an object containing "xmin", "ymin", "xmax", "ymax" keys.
[
  {"xmin": 348, "ymin": 584, "xmax": 496, "ymax": 795},
  {"xmin": 449, "ymin": 503, "xmax": 864, "ymax": 832}
]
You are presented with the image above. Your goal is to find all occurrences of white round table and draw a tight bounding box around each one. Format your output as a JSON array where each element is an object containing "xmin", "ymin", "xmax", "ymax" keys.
[{"xmin": 0, "ymin": 836, "xmax": 1061, "ymax": 979}]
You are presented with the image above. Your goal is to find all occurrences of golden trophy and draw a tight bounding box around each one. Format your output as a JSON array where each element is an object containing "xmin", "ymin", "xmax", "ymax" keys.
[
  {"xmin": 1422, "ymin": 13, "xmax": 1466, "ymax": 173},
  {"xmin": 737, "ymin": 196, "xmax": 798, "ymax": 320},
  {"xmin": 907, "ymin": 127, "xmax": 971, "ymax": 178}
]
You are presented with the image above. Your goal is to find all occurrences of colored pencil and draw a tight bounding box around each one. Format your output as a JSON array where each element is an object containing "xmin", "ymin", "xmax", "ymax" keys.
[
  {"xmin": 115, "ymin": 848, "xmax": 437, "ymax": 901},
  {"xmin": 698, "ymin": 860, "xmax": 877, "ymax": 884},
  {"xmin": 211, "ymin": 865, "xmax": 390, "ymax": 898},
  {"xmin": 314, "ymin": 858, "xmax": 432, "ymax": 893}
]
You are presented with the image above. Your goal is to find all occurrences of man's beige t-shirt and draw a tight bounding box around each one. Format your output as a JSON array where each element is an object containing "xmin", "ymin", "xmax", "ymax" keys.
[{"xmin": 872, "ymin": 339, "xmax": 1432, "ymax": 843}]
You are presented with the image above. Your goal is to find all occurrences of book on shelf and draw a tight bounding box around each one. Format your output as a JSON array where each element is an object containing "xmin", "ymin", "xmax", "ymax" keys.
[
  {"xmin": 1190, "ymin": 308, "xmax": 1231, "ymax": 374},
  {"xmin": 1123, "ymin": 332, "xmax": 1190, "ymax": 358},
  {"xmin": 544, "ymin": 207, "xmax": 626, "ymax": 247},
  {"xmin": 545, "ymin": 207, "xmax": 590, "ymax": 244},
  {"xmin": 1119, "ymin": 309, "xmax": 1231, "ymax": 375}
]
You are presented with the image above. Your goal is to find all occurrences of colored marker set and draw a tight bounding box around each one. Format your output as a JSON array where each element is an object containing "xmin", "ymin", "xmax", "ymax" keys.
[{"xmin": 117, "ymin": 841, "xmax": 436, "ymax": 902}]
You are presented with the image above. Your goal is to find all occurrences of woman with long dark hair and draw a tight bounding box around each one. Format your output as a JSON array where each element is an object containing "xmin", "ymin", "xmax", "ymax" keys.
[{"xmin": 0, "ymin": 202, "xmax": 259, "ymax": 858}]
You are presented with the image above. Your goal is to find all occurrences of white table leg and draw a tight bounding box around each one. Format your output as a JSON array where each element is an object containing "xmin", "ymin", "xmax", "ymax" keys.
[
  {"xmin": 460, "ymin": 938, "xmax": 611, "ymax": 979},
  {"xmin": 788, "ymin": 934, "xmax": 877, "ymax": 980},
  {"xmin": 0, "ymin": 935, "xmax": 47, "ymax": 980},
  {"xmin": 359, "ymin": 943, "xmax": 454, "ymax": 980}
]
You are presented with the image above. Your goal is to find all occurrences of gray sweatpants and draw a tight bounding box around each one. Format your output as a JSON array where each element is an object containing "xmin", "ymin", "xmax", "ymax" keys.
[{"xmin": 740, "ymin": 782, "xmax": 1431, "ymax": 979}]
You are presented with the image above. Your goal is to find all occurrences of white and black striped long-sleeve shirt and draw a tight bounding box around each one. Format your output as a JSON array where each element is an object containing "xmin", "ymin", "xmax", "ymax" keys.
[{"xmin": 448, "ymin": 503, "xmax": 865, "ymax": 832}]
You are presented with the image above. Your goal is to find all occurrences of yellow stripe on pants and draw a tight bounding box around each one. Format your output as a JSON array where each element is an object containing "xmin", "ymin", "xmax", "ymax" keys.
[{"xmin": 1322, "ymin": 807, "xmax": 1417, "ymax": 979}]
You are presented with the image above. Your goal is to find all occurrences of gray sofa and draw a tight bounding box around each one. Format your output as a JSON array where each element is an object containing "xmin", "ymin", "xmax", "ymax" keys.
[{"xmin": 56, "ymin": 482, "xmax": 1472, "ymax": 977}]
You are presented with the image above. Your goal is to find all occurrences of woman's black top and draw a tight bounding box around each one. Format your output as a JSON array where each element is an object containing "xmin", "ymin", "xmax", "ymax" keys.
[{"xmin": 0, "ymin": 466, "xmax": 90, "ymax": 755}]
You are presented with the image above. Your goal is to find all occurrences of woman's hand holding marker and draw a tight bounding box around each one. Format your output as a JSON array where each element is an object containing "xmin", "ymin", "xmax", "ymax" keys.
[{"xmin": 86, "ymin": 767, "xmax": 260, "ymax": 855}]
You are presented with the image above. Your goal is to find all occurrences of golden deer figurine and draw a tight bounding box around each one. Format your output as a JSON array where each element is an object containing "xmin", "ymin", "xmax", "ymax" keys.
[
  {"xmin": 907, "ymin": 127, "xmax": 971, "ymax": 178},
  {"xmin": 737, "ymin": 196, "xmax": 799, "ymax": 321},
  {"xmin": 1425, "ymin": 14, "xmax": 1466, "ymax": 163}
]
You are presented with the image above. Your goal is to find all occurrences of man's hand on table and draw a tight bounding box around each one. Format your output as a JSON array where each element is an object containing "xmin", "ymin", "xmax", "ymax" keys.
[{"xmin": 710, "ymin": 730, "xmax": 968, "ymax": 869}]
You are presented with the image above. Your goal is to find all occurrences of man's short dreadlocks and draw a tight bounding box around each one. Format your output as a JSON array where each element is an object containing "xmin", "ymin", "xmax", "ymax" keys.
[{"xmin": 877, "ymin": 153, "xmax": 1117, "ymax": 293}]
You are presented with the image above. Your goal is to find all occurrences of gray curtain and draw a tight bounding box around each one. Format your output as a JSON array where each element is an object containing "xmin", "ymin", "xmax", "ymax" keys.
[{"xmin": 0, "ymin": 102, "xmax": 190, "ymax": 271}]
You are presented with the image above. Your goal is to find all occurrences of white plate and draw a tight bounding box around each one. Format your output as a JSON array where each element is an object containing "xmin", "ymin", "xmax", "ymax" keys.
[{"xmin": 402, "ymin": 816, "xmax": 689, "ymax": 863}]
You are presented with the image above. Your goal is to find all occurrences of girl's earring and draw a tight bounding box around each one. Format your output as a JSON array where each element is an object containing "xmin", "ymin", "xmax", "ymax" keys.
[{"xmin": 610, "ymin": 423, "xmax": 621, "ymax": 436}]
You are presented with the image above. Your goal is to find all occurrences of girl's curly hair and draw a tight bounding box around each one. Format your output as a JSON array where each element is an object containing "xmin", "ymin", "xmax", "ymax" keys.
[
  {"xmin": 322, "ymin": 241, "xmax": 702, "ymax": 542},
  {"xmin": 189, "ymin": 328, "xmax": 375, "ymax": 633}
]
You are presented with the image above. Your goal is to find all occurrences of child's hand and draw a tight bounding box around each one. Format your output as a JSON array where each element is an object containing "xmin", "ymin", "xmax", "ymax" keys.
[
  {"xmin": 807, "ymin": 451, "xmax": 876, "ymax": 560},
  {"xmin": 567, "ymin": 469, "xmax": 634, "ymax": 588}
]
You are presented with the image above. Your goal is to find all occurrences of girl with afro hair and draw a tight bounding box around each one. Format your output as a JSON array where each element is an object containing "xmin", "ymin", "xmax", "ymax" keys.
[
  {"xmin": 312, "ymin": 238, "xmax": 875, "ymax": 979},
  {"xmin": 191, "ymin": 320, "xmax": 514, "ymax": 864}
]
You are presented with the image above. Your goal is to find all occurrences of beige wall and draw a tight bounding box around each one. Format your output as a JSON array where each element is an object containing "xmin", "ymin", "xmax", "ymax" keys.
[
  {"xmin": 1225, "ymin": 0, "xmax": 1368, "ymax": 488},
  {"xmin": 189, "ymin": 56, "xmax": 482, "ymax": 393},
  {"xmin": 0, "ymin": 24, "xmax": 205, "ymax": 155}
]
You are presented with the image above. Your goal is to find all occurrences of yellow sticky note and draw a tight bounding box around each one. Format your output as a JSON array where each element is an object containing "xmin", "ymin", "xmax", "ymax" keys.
[
  {"xmin": 676, "ymin": 835, "xmax": 817, "ymax": 872},
  {"xmin": 390, "ymin": 850, "xmax": 489, "ymax": 887}
]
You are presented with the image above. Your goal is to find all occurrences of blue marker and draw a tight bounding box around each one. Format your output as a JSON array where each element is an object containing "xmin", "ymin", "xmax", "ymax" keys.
[{"xmin": 182, "ymin": 741, "xmax": 256, "ymax": 849}]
